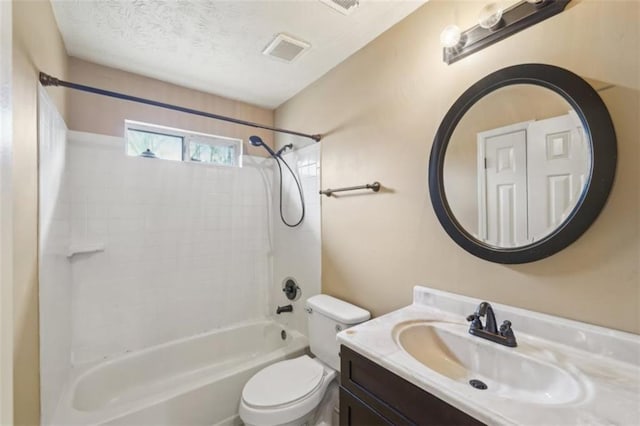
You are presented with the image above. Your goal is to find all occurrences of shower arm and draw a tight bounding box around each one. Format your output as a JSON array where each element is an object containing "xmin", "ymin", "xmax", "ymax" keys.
[{"xmin": 39, "ymin": 72, "xmax": 322, "ymax": 143}]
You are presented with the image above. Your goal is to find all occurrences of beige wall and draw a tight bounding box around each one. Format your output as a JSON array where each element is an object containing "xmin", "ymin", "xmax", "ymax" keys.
[
  {"xmin": 276, "ymin": 0, "xmax": 640, "ymax": 333},
  {"xmin": 1, "ymin": 1, "xmax": 13, "ymax": 423},
  {"xmin": 12, "ymin": 0, "xmax": 68, "ymax": 424},
  {"xmin": 68, "ymin": 58, "xmax": 275, "ymax": 157}
]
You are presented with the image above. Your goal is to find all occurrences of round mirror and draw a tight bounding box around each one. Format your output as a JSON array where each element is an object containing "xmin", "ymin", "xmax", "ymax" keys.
[{"xmin": 429, "ymin": 64, "xmax": 616, "ymax": 264}]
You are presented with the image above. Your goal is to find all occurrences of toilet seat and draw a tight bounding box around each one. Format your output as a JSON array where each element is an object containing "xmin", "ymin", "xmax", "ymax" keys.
[
  {"xmin": 239, "ymin": 355, "xmax": 336, "ymax": 425},
  {"xmin": 243, "ymin": 355, "xmax": 324, "ymax": 408}
]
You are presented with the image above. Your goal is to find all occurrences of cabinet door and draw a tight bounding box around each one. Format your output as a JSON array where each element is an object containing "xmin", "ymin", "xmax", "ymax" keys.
[
  {"xmin": 340, "ymin": 387, "xmax": 392, "ymax": 426},
  {"xmin": 341, "ymin": 345, "xmax": 485, "ymax": 426}
]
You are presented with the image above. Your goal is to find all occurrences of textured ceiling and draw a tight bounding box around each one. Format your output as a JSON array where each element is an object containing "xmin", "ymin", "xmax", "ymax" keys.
[{"xmin": 51, "ymin": 0, "xmax": 427, "ymax": 109}]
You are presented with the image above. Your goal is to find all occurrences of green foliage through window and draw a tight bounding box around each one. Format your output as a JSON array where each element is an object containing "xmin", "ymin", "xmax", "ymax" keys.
[
  {"xmin": 190, "ymin": 140, "xmax": 236, "ymax": 165},
  {"xmin": 125, "ymin": 121, "xmax": 242, "ymax": 167}
]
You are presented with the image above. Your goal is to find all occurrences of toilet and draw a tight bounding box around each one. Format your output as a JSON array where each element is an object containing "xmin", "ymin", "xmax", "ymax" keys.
[{"xmin": 239, "ymin": 295, "xmax": 370, "ymax": 426}]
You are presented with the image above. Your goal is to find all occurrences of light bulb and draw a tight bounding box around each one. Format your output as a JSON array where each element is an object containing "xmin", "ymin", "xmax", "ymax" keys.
[
  {"xmin": 478, "ymin": 3, "xmax": 503, "ymax": 30},
  {"xmin": 526, "ymin": 0, "xmax": 550, "ymax": 7},
  {"xmin": 440, "ymin": 25, "xmax": 462, "ymax": 48}
]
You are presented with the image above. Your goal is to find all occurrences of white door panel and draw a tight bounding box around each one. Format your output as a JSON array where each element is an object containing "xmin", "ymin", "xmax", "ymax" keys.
[
  {"xmin": 527, "ymin": 113, "xmax": 588, "ymax": 240},
  {"xmin": 478, "ymin": 123, "xmax": 529, "ymax": 247}
]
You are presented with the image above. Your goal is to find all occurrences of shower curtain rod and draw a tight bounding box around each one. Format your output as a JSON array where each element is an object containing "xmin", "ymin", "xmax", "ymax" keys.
[{"xmin": 39, "ymin": 72, "xmax": 322, "ymax": 142}]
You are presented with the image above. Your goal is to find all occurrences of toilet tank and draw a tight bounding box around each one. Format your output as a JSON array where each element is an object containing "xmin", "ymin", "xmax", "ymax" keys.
[{"xmin": 305, "ymin": 295, "xmax": 370, "ymax": 371}]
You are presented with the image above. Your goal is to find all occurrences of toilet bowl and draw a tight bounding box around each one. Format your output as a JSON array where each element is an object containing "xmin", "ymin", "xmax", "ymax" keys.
[
  {"xmin": 239, "ymin": 355, "xmax": 336, "ymax": 426},
  {"xmin": 239, "ymin": 295, "xmax": 370, "ymax": 426}
]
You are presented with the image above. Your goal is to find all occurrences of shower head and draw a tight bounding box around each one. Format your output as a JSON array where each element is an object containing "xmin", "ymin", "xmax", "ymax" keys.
[
  {"xmin": 249, "ymin": 135, "xmax": 277, "ymax": 157},
  {"xmin": 249, "ymin": 135, "xmax": 263, "ymax": 146}
]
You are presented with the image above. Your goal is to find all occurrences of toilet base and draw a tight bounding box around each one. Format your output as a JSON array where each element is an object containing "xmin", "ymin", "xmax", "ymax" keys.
[
  {"xmin": 242, "ymin": 408, "xmax": 316, "ymax": 426},
  {"xmin": 241, "ymin": 381, "xmax": 338, "ymax": 426}
]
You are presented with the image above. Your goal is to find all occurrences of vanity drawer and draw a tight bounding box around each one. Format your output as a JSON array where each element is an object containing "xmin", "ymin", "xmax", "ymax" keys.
[
  {"xmin": 340, "ymin": 387, "xmax": 392, "ymax": 426},
  {"xmin": 340, "ymin": 345, "xmax": 484, "ymax": 426}
]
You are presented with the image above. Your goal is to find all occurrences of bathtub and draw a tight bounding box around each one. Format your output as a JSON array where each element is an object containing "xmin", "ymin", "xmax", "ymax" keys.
[{"xmin": 52, "ymin": 320, "xmax": 308, "ymax": 426}]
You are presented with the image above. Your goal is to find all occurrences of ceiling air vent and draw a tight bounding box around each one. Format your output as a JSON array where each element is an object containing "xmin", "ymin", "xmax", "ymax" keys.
[
  {"xmin": 319, "ymin": 0, "xmax": 360, "ymax": 15},
  {"xmin": 263, "ymin": 33, "xmax": 310, "ymax": 63}
]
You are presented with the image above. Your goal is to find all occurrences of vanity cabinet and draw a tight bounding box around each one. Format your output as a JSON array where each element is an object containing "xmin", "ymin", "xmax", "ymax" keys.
[{"xmin": 339, "ymin": 345, "xmax": 484, "ymax": 426}]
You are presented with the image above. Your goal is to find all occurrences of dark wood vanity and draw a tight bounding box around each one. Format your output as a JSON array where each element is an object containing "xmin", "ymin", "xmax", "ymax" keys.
[{"xmin": 339, "ymin": 345, "xmax": 484, "ymax": 426}]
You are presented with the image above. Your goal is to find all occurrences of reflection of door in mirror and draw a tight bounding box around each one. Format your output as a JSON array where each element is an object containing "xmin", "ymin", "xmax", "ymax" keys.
[
  {"xmin": 477, "ymin": 112, "xmax": 587, "ymax": 247},
  {"xmin": 477, "ymin": 122, "xmax": 529, "ymax": 247}
]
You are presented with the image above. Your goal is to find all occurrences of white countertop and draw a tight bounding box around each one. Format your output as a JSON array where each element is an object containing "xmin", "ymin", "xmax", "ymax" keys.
[{"xmin": 337, "ymin": 286, "xmax": 640, "ymax": 425}]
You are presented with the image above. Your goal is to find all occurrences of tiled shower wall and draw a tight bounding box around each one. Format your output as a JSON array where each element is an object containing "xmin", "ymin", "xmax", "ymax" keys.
[
  {"xmin": 66, "ymin": 131, "xmax": 273, "ymax": 363},
  {"xmin": 38, "ymin": 86, "xmax": 71, "ymax": 424},
  {"xmin": 271, "ymin": 143, "xmax": 322, "ymax": 334}
]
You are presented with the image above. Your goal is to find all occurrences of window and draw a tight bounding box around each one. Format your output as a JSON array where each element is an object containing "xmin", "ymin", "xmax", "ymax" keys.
[
  {"xmin": 125, "ymin": 120, "xmax": 242, "ymax": 167},
  {"xmin": 188, "ymin": 136, "xmax": 238, "ymax": 165},
  {"xmin": 126, "ymin": 128, "xmax": 183, "ymax": 161}
]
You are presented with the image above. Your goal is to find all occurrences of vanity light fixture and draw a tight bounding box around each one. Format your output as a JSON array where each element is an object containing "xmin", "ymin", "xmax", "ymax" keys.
[{"xmin": 441, "ymin": 0, "xmax": 570, "ymax": 65}]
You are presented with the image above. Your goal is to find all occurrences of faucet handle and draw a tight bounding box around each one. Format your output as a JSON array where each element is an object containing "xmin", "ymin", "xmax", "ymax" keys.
[
  {"xmin": 499, "ymin": 320, "xmax": 517, "ymax": 347},
  {"xmin": 499, "ymin": 320, "xmax": 512, "ymax": 334},
  {"xmin": 466, "ymin": 313, "xmax": 482, "ymax": 330}
]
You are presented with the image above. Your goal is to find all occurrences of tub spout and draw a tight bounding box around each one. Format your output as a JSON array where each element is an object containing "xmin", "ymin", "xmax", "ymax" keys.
[{"xmin": 276, "ymin": 305, "xmax": 293, "ymax": 314}]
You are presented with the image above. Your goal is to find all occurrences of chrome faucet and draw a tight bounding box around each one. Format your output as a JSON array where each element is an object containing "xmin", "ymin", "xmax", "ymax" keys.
[{"xmin": 466, "ymin": 302, "xmax": 517, "ymax": 347}]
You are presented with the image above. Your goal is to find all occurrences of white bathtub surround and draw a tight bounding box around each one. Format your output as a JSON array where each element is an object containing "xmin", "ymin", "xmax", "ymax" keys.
[
  {"xmin": 338, "ymin": 286, "xmax": 640, "ymax": 425},
  {"xmin": 66, "ymin": 131, "xmax": 273, "ymax": 363},
  {"xmin": 53, "ymin": 320, "xmax": 307, "ymax": 425},
  {"xmin": 41, "ymin": 128, "xmax": 323, "ymax": 424},
  {"xmin": 271, "ymin": 143, "xmax": 321, "ymax": 334},
  {"xmin": 38, "ymin": 85, "xmax": 72, "ymax": 424}
]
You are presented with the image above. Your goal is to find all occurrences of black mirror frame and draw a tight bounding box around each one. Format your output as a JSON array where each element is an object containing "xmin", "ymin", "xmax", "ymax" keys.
[{"xmin": 429, "ymin": 63, "xmax": 617, "ymax": 264}]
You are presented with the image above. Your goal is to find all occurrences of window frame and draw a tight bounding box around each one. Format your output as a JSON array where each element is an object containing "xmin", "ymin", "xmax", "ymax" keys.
[{"xmin": 125, "ymin": 120, "xmax": 243, "ymax": 167}]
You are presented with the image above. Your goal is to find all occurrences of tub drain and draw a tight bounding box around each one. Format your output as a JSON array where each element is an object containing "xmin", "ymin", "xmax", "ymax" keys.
[{"xmin": 469, "ymin": 379, "xmax": 487, "ymax": 390}]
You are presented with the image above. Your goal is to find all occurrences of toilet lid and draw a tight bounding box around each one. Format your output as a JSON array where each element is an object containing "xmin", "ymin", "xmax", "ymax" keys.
[{"xmin": 242, "ymin": 355, "xmax": 324, "ymax": 408}]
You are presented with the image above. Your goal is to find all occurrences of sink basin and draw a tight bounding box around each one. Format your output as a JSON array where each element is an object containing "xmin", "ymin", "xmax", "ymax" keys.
[{"xmin": 394, "ymin": 321, "xmax": 584, "ymax": 405}]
